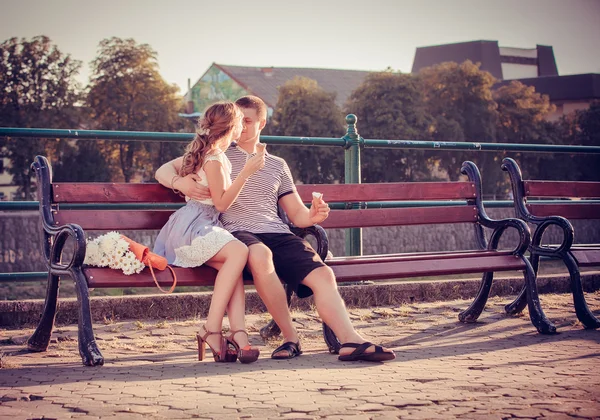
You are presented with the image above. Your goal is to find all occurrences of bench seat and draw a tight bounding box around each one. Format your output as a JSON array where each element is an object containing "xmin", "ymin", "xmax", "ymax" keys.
[{"xmin": 28, "ymin": 155, "xmax": 555, "ymax": 367}]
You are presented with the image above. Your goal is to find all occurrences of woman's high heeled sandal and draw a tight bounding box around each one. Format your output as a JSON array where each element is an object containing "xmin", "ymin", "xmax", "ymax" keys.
[
  {"xmin": 228, "ymin": 330, "xmax": 260, "ymax": 364},
  {"xmin": 197, "ymin": 325, "xmax": 237, "ymax": 362}
]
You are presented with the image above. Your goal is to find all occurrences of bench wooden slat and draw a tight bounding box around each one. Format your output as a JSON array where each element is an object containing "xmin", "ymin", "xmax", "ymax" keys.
[
  {"xmin": 53, "ymin": 183, "xmax": 184, "ymax": 203},
  {"xmin": 527, "ymin": 204, "xmax": 600, "ymax": 220},
  {"xmin": 296, "ymin": 182, "xmax": 476, "ymax": 202},
  {"xmin": 571, "ymin": 248, "xmax": 600, "ymax": 267},
  {"xmin": 56, "ymin": 206, "xmax": 479, "ymax": 230},
  {"xmin": 320, "ymin": 206, "xmax": 478, "ymax": 228},
  {"xmin": 524, "ymin": 181, "xmax": 600, "ymax": 199},
  {"xmin": 55, "ymin": 210, "xmax": 174, "ymax": 230},
  {"xmin": 86, "ymin": 266, "xmax": 220, "ymax": 288},
  {"xmin": 331, "ymin": 254, "xmax": 526, "ymax": 282},
  {"xmin": 54, "ymin": 182, "xmax": 476, "ymax": 204},
  {"xmin": 327, "ymin": 250, "xmax": 513, "ymax": 266}
]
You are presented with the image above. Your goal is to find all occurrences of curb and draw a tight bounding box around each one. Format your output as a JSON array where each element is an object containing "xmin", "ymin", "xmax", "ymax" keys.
[{"xmin": 1, "ymin": 272, "xmax": 599, "ymax": 328}]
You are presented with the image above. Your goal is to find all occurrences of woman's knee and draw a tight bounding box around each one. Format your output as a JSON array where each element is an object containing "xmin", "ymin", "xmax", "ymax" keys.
[{"xmin": 221, "ymin": 240, "xmax": 248, "ymax": 260}]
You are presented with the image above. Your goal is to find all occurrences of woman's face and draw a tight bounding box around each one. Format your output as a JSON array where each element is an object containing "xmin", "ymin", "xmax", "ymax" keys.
[{"xmin": 230, "ymin": 114, "xmax": 244, "ymax": 141}]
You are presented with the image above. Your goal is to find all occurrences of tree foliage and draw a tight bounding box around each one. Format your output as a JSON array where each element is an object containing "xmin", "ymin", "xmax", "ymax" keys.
[
  {"xmin": 418, "ymin": 61, "xmax": 499, "ymax": 191},
  {"xmin": 345, "ymin": 71, "xmax": 435, "ymax": 182},
  {"xmin": 268, "ymin": 77, "xmax": 345, "ymax": 183},
  {"xmin": 86, "ymin": 37, "xmax": 185, "ymax": 182},
  {"xmin": 0, "ymin": 36, "xmax": 82, "ymax": 198},
  {"xmin": 572, "ymin": 101, "xmax": 600, "ymax": 181}
]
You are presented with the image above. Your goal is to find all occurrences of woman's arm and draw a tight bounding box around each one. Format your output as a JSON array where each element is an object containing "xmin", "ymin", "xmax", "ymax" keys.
[
  {"xmin": 155, "ymin": 157, "xmax": 211, "ymax": 201},
  {"xmin": 204, "ymin": 154, "xmax": 264, "ymax": 212}
]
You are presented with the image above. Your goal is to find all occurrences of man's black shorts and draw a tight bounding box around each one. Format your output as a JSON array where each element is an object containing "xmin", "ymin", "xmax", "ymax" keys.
[{"xmin": 232, "ymin": 231, "xmax": 326, "ymax": 298}]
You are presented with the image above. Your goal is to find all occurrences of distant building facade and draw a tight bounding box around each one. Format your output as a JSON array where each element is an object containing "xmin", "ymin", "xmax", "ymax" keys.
[{"xmin": 412, "ymin": 40, "xmax": 599, "ymax": 120}]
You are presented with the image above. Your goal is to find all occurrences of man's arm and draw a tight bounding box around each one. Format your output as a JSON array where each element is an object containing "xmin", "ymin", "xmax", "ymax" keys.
[
  {"xmin": 155, "ymin": 157, "xmax": 211, "ymax": 201},
  {"xmin": 279, "ymin": 192, "xmax": 330, "ymax": 228}
]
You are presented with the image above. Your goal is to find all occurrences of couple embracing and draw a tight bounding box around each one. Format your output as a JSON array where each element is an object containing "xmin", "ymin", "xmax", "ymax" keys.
[{"xmin": 153, "ymin": 95, "xmax": 395, "ymax": 364}]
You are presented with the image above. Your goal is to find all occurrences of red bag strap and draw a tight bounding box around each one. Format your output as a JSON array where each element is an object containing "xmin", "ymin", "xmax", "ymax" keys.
[{"xmin": 148, "ymin": 264, "xmax": 177, "ymax": 294}]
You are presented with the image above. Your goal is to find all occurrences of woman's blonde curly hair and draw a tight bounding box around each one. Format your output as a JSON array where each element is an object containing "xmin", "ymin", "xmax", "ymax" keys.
[{"xmin": 179, "ymin": 101, "xmax": 242, "ymax": 177}]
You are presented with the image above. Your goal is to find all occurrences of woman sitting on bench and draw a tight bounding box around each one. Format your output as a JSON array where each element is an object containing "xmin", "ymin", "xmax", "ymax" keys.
[{"xmin": 154, "ymin": 101, "xmax": 264, "ymax": 364}]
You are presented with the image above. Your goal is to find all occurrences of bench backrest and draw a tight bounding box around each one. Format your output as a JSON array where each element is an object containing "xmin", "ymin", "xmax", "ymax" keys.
[
  {"xmin": 502, "ymin": 158, "xmax": 600, "ymax": 220},
  {"xmin": 51, "ymin": 181, "xmax": 480, "ymax": 230},
  {"xmin": 521, "ymin": 181, "xmax": 600, "ymax": 219}
]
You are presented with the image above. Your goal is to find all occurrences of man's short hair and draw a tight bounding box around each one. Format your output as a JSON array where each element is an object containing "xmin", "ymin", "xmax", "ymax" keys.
[{"xmin": 235, "ymin": 95, "xmax": 267, "ymax": 120}]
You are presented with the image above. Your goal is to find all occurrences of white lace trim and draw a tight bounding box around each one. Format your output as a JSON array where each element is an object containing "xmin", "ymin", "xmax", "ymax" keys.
[{"xmin": 173, "ymin": 230, "xmax": 236, "ymax": 267}]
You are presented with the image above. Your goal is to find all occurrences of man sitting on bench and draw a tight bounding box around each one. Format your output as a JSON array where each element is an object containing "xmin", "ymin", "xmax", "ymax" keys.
[{"xmin": 156, "ymin": 95, "xmax": 395, "ymax": 363}]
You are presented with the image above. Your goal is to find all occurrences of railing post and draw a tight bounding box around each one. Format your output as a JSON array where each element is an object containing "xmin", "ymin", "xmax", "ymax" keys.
[{"xmin": 343, "ymin": 114, "xmax": 363, "ymax": 256}]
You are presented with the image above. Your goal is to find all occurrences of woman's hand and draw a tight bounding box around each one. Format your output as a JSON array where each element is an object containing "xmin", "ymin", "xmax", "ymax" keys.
[
  {"xmin": 240, "ymin": 152, "xmax": 265, "ymax": 179},
  {"xmin": 173, "ymin": 173, "xmax": 211, "ymax": 201}
]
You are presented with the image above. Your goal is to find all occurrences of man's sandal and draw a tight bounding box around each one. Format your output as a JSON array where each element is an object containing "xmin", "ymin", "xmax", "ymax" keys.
[
  {"xmin": 338, "ymin": 342, "xmax": 396, "ymax": 362},
  {"xmin": 271, "ymin": 341, "xmax": 302, "ymax": 359}
]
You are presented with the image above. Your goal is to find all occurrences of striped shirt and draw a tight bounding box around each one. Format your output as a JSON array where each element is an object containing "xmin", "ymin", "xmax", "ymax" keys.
[{"xmin": 220, "ymin": 144, "xmax": 296, "ymax": 234}]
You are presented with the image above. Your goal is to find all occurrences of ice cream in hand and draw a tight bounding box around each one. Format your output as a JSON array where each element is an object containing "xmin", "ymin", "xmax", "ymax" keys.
[
  {"xmin": 312, "ymin": 192, "xmax": 323, "ymax": 208},
  {"xmin": 256, "ymin": 143, "xmax": 266, "ymax": 154}
]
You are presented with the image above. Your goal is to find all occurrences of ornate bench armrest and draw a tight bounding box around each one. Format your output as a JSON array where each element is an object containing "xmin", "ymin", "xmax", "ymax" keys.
[
  {"xmin": 32, "ymin": 155, "xmax": 87, "ymax": 271},
  {"xmin": 462, "ymin": 160, "xmax": 531, "ymax": 256},
  {"xmin": 501, "ymin": 157, "xmax": 574, "ymax": 256},
  {"xmin": 290, "ymin": 225, "xmax": 329, "ymax": 262}
]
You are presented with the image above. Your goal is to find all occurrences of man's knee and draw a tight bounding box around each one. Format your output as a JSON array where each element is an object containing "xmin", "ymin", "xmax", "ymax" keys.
[
  {"xmin": 247, "ymin": 244, "xmax": 274, "ymax": 276},
  {"xmin": 303, "ymin": 266, "xmax": 337, "ymax": 291}
]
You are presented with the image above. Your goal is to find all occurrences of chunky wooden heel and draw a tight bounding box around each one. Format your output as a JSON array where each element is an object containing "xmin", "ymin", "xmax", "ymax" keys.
[
  {"xmin": 228, "ymin": 330, "xmax": 260, "ymax": 364},
  {"xmin": 197, "ymin": 325, "xmax": 237, "ymax": 362}
]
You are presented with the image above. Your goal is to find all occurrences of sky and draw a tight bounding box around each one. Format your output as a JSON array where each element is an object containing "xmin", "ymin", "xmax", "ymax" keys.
[{"xmin": 2, "ymin": 0, "xmax": 600, "ymax": 95}]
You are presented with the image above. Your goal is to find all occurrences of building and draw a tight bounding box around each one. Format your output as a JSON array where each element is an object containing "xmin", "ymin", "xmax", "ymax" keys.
[
  {"xmin": 181, "ymin": 63, "xmax": 371, "ymax": 118},
  {"xmin": 412, "ymin": 40, "xmax": 559, "ymax": 80},
  {"xmin": 412, "ymin": 40, "xmax": 599, "ymax": 120}
]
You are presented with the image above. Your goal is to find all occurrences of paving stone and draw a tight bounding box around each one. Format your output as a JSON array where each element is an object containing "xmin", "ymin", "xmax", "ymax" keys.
[{"xmin": 1, "ymin": 292, "xmax": 600, "ymax": 419}]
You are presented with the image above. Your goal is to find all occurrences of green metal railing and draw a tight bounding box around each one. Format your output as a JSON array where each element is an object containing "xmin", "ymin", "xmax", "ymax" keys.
[{"xmin": 2, "ymin": 115, "xmax": 600, "ymax": 283}]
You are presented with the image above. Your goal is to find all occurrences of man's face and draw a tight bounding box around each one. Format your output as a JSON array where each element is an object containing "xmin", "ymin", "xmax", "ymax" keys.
[{"xmin": 239, "ymin": 107, "xmax": 265, "ymax": 145}]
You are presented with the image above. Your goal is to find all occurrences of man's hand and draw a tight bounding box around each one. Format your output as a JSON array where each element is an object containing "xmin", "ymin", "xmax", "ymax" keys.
[
  {"xmin": 308, "ymin": 197, "xmax": 330, "ymax": 225},
  {"xmin": 173, "ymin": 174, "xmax": 211, "ymax": 201}
]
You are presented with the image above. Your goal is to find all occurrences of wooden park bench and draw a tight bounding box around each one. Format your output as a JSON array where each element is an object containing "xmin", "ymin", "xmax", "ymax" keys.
[
  {"xmin": 501, "ymin": 157, "xmax": 600, "ymax": 329},
  {"xmin": 27, "ymin": 155, "xmax": 556, "ymax": 367}
]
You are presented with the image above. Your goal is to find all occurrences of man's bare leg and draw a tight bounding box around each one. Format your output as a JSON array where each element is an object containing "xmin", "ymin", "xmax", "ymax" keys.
[
  {"xmin": 302, "ymin": 266, "xmax": 394, "ymax": 357},
  {"xmin": 247, "ymin": 243, "xmax": 299, "ymax": 355}
]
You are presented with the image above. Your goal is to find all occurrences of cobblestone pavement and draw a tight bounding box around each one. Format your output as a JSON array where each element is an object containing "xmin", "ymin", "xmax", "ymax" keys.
[{"xmin": 1, "ymin": 292, "xmax": 599, "ymax": 419}]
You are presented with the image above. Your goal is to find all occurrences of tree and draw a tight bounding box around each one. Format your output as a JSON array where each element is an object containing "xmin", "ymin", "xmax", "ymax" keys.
[
  {"xmin": 492, "ymin": 80, "xmax": 571, "ymax": 193},
  {"xmin": 345, "ymin": 71, "xmax": 435, "ymax": 182},
  {"xmin": 417, "ymin": 61, "xmax": 499, "ymax": 190},
  {"xmin": 86, "ymin": 38, "xmax": 186, "ymax": 182},
  {"xmin": 0, "ymin": 36, "xmax": 82, "ymax": 198},
  {"xmin": 269, "ymin": 77, "xmax": 345, "ymax": 184},
  {"xmin": 572, "ymin": 101, "xmax": 600, "ymax": 181}
]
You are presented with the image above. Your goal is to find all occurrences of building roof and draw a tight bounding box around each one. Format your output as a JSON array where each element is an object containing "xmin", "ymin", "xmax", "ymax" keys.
[
  {"xmin": 498, "ymin": 73, "xmax": 600, "ymax": 102},
  {"xmin": 412, "ymin": 40, "xmax": 558, "ymax": 80},
  {"xmin": 213, "ymin": 64, "xmax": 372, "ymax": 109}
]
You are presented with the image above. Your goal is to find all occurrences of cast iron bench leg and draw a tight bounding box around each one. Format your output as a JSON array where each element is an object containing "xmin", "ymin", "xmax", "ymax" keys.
[
  {"xmin": 521, "ymin": 256, "xmax": 556, "ymax": 334},
  {"xmin": 459, "ymin": 271, "xmax": 494, "ymax": 323},
  {"xmin": 505, "ymin": 285, "xmax": 528, "ymax": 315},
  {"xmin": 564, "ymin": 252, "xmax": 600, "ymax": 329},
  {"xmin": 72, "ymin": 268, "xmax": 104, "ymax": 366},
  {"xmin": 27, "ymin": 273, "xmax": 60, "ymax": 352}
]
